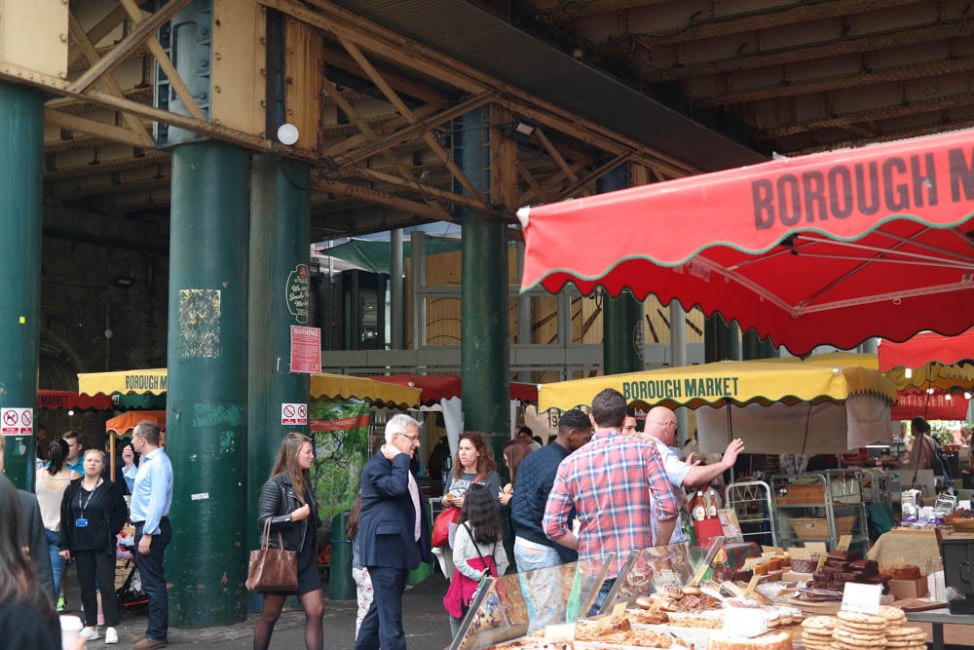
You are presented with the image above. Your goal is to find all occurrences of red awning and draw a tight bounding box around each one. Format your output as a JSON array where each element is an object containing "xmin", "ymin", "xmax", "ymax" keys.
[
  {"xmin": 38, "ymin": 390, "xmax": 113, "ymax": 411},
  {"xmin": 368, "ymin": 374, "xmax": 537, "ymax": 406},
  {"xmin": 518, "ymin": 128, "xmax": 974, "ymax": 355},
  {"xmin": 891, "ymin": 389, "xmax": 970, "ymax": 421},
  {"xmin": 878, "ymin": 326, "xmax": 974, "ymax": 371}
]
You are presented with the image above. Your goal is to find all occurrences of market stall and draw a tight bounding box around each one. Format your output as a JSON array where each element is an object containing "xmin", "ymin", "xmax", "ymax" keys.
[
  {"xmin": 78, "ymin": 368, "xmax": 421, "ymax": 514},
  {"xmin": 538, "ymin": 357, "xmax": 897, "ymax": 455},
  {"xmin": 368, "ymin": 373, "xmax": 539, "ymax": 457},
  {"xmin": 450, "ymin": 534, "xmax": 974, "ymax": 650}
]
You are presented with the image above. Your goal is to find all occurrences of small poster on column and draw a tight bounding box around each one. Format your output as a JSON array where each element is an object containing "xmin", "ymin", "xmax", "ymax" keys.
[{"xmin": 290, "ymin": 325, "xmax": 321, "ymax": 373}]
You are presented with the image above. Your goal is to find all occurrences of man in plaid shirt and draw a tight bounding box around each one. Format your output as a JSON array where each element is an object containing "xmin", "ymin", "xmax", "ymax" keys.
[{"xmin": 543, "ymin": 388, "xmax": 679, "ymax": 585}]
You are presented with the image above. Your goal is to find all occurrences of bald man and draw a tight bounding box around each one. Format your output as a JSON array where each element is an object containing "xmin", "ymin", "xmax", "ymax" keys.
[{"xmin": 640, "ymin": 406, "xmax": 745, "ymax": 542}]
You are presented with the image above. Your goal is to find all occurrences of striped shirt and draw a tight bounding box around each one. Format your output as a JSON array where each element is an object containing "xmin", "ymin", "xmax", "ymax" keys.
[{"xmin": 543, "ymin": 428, "xmax": 678, "ymax": 577}]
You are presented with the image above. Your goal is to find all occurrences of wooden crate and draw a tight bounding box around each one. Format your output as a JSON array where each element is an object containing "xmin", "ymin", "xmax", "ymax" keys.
[
  {"xmin": 777, "ymin": 484, "xmax": 825, "ymax": 504},
  {"xmin": 791, "ymin": 515, "xmax": 856, "ymax": 540}
]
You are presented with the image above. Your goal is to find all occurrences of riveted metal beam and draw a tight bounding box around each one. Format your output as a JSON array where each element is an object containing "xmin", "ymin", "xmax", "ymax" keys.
[{"xmin": 69, "ymin": 0, "xmax": 193, "ymax": 93}]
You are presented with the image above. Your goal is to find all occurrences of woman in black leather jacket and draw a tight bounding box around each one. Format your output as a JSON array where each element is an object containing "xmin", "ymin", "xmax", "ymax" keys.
[{"xmin": 253, "ymin": 432, "xmax": 324, "ymax": 650}]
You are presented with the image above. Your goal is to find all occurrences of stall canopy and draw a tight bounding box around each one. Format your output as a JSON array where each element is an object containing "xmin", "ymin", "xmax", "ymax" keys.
[
  {"xmin": 878, "ymin": 326, "xmax": 974, "ymax": 370},
  {"xmin": 367, "ymin": 373, "xmax": 538, "ymax": 406},
  {"xmin": 105, "ymin": 410, "xmax": 166, "ymax": 436},
  {"xmin": 778, "ymin": 352, "xmax": 974, "ymax": 420},
  {"xmin": 368, "ymin": 374, "xmax": 538, "ymax": 457},
  {"xmin": 79, "ymin": 369, "xmax": 421, "ymax": 410},
  {"xmin": 38, "ymin": 389, "xmax": 112, "ymax": 411},
  {"xmin": 518, "ymin": 129, "xmax": 974, "ymax": 355},
  {"xmin": 774, "ymin": 352, "xmax": 974, "ymax": 393},
  {"xmin": 538, "ymin": 358, "xmax": 897, "ymax": 455}
]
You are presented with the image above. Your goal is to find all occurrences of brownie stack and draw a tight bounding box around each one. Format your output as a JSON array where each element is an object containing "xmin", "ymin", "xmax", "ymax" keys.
[{"xmin": 811, "ymin": 551, "xmax": 890, "ymax": 593}]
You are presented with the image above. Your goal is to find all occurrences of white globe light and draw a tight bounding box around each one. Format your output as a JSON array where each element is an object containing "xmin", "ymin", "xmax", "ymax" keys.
[{"xmin": 277, "ymin": 123, "xmax": 299, "ymax": 145}]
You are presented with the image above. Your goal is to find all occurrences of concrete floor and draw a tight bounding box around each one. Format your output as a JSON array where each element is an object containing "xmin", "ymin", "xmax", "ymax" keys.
[{"xmin": 60, "ymin": 563, "xmax": 454, "ymax": 649}]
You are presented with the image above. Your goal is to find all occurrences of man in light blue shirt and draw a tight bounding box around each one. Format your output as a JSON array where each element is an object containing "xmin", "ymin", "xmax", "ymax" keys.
[
  {"xmin": 639, "ymin": 407, "xmax": 745, "ymax": 543},
  {"xmin": 130, "ymin": 420, "xmax": 173, "ymax": 650}
]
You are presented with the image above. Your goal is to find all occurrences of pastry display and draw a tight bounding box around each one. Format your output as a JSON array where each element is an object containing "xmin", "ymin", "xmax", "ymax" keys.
[
  {"xmin": 888, "ymin": 565, "xmax": 921, "ymax": 580},
  {"xmin": 705, "ymin": 630, "xmax": 792, "ymax": 650},
  {"xmin": 810, "ymin": 550, "xmax": 890, "ymax": 594},
  {"xmin": 575, "ymin": 619, "xmax": 694, "ymax": 648}
]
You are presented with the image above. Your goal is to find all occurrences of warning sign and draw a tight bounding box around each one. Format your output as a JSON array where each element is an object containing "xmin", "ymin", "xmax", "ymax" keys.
[
  {"xmin": 1, "ymin": 408, "xmax": 34, "ymax": 436},
  {"xmin": 281, "ymin": 403, "xmax": 308, "ymax": 426},
  {"xmin": 290, "ymin": 326, "xmax": 321, "ymax": 374}
]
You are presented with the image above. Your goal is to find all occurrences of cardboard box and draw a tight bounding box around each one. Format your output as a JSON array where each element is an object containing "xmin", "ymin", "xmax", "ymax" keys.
[{"xmin": 888, "ymin": 577, "xmax": 929, "ymax": 600}]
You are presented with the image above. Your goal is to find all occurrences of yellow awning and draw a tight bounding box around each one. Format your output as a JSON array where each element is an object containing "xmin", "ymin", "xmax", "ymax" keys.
[
  {"xmin": 309, "ymin": 372, "xmax": 421, "ymax": 409},
  {"xmin": 79, "ymin": 368, "xmax": 420, "ymax": 409},
  {"xmin": 79, "ymin": 368, "xmax": 168, "ymax": 396},
  {"xmin": 538, "ymin": 358, "xmax": 898, "ymax": 413},
  {"xmin": 783, "ymin": 353, "xmax": 974, "ymax": 392}
]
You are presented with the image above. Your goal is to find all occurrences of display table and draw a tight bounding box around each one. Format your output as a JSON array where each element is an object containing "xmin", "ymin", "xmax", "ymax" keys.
[
  {"xmin": 905, "ymin": 607, "xmax": 974, "ymax": 649},
  {"xmin": 867, "ymin": 527, "xmax": 942, "ymax": 569}
]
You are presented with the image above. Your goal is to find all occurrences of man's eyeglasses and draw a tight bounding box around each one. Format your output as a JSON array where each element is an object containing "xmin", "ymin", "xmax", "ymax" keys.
[
  {"xmin": 399, "ymin": 432, "xmax": 420, "ymax": 442},
  {"xmin": 654, "ymin": 420, "xmax": 678, "ymax": 428}
]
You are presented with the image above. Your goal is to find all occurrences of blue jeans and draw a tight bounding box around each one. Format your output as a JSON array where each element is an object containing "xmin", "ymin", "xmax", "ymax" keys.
[
  {"xmin": 134, "ymin": 519, "xmax": 171, "ymax": 641},
  {"xmin": 46, "ymin": 529, "xmax": 66, "ymax": 600},
  {"xmin": 589, "ymin": 577, "xmax": 616, "ymax": 617},
  {"xmin": 514, "ymin": 538, "xmax": 565, "ymax": 631}
]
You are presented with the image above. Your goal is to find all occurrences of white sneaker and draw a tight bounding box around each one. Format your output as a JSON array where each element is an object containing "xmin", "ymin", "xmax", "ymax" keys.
[
  {"xmin": 80, "ymin": 627, "xmax": 100, "ymax": 641},
  {"xmin": 105, "ymin": 627, "xmax": 119, "ymax": 644}
]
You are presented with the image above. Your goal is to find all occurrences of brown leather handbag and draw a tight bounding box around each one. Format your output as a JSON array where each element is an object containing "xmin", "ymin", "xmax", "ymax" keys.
[{"xmin": 246, "ymin": 518, "xmax": 298, "ymax": 592}]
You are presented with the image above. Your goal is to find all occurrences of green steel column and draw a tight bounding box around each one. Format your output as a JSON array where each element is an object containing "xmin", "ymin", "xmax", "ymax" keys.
[
  {"xmin": 742, "ymin": 328, "xmax": 780, "ymax": 360},
  {"xmin": 167, "ymin": 141, "xmax": 250, "ymax": 626},
  {"xmin": 458, "ymin": 107, "xmax": 510, "ymax": 451},
  {"xmin": 600, "ymin": 164, "xmax": 643, "ymax": 375},
  {"xmin": 705, "ymin": 314, "xmax": 740, "ymax": 362},
  {"xmin": 0, "ymin": 82, "xmax": 43, "ymax": 489},
  {"xmin": 246, "ymin": 155, "xmax": 310, "ymax": 608},
  {"xmin": 603, "ymin": 290, "xmax": 643, "ymax": 375}
]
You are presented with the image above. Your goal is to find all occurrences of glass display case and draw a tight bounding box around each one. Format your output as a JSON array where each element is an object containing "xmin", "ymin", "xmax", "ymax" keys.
[
  {"xmin": 449, "ymin": 539, "xmax": 727, "ymax": 650},
  {"xmin": 448, "ymin": 554, "xmax": 615, "ymax": 650}
]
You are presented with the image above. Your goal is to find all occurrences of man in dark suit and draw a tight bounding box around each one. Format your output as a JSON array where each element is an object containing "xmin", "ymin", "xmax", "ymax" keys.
[
  {"xmin": 355, "ymin": 413, "xmax": 430, "ymax": 650},
  {"xmin": 0, "ymin": 434, "xmax": 55, "ymax": 601}
]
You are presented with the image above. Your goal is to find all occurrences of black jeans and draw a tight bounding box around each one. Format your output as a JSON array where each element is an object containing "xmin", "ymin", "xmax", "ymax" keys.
[
  {"xmin": 74, "ymin": 548, "xmax": 119, "ymax": 627},
  {"xmin": 134, "ymin": 519, "xmax": 171, "ymax": 640}
]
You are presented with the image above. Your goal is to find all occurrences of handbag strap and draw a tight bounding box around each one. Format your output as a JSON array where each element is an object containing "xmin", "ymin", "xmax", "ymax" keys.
[
  {"xmin": 260, "ymin": 518, "xmax": 287, "ymax": 551},
  {"xmin": 461, "ymin": 522, "xmax": 493, "ymax": 576}
]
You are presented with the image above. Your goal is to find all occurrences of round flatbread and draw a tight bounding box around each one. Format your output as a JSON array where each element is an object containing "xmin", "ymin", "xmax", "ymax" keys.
[
  {"xmin": 801, "ymin": 615, "xmax": 838, "ymax": 632},
  {"xmin": 836, "ymin": 610, "xmax": 885, "ymax": 627},
  {"xmin": 832, "ymin": 628, "xmax": 887, "ymax": 644},
  {"xmin": 876, "ymin": 605, "xmax": 907, "ymax": 625},
  {"xmin": 885, "ymin": 626, "xmax": 925, "ymax": 640}
]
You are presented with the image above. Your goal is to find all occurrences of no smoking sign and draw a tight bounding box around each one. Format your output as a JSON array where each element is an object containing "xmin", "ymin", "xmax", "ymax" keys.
[
  {"xmin": 1, "ymin": 408, "xmax": 34, "ymax": 436},
  {"xmin": 281, "ymin": 402, "xmax": 308, "ymax": 426}
]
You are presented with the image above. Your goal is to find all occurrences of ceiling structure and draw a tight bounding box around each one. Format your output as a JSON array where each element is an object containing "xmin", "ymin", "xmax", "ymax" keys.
[{"xmin": 33, "ymin": 0, "xmax": 974, "ymax": 251}]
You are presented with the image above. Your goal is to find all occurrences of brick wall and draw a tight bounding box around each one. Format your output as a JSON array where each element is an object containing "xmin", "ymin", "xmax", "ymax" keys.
[{"xmin": 38, "ymin": 230, "xmax": 169, "ymax": 448}]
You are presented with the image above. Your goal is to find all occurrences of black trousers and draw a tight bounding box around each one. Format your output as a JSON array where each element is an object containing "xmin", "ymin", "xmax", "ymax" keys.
[{"xmin": 74, "ymin": 548, "xmax": 119, "ymax": 627}]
